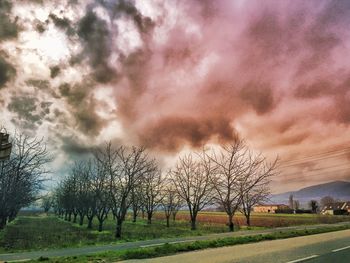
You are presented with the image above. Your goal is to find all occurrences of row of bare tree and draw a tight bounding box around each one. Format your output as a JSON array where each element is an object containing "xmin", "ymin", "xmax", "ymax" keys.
[
  {"xmin": 0, "ymin": 133, "xmax": 51, "ymax": 229},
  {"xmin": 53, "ymin": 138, "xmax": 278, "ymax": 238}
]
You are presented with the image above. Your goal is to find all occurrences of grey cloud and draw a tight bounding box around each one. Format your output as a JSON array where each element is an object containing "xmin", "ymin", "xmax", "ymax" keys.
[
  {"xmin": 0, "ymin": 56, "xmax": 16, "ymax": 88},
  {"xmin": 0, "ymin": 0, "xmax": 18, "ymax": 41}
]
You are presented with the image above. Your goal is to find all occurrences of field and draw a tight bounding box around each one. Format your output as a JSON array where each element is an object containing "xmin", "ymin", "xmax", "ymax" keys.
[
  {"xmin": 1, "ymin": 211, "xmax": 349, "ymax": 253},
  {"xmin": 160, "ymin": 211, "xmax": 350, "ymax": 227}
]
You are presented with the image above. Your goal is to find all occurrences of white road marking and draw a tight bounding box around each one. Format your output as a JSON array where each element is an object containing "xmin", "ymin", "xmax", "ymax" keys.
[
  {"xmin": 169, "ymin": 240, "xmax": 196, "ymax": 244},
  {"xmin": 332, "ymin": 245, "xmax": 350, "ymax": 252},
  {"xmin": 8, "ymin": 259, "xmax": 31, "ymax": 262},
  {"xmin": 140, "ymin": 243, "xmax": 165, "ymax": 248},
  {"xmin": 286, "ymin": 255, "xmax": 319, "ymax": 263}
]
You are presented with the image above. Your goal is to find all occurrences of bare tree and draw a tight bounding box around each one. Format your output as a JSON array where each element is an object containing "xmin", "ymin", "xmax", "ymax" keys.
[
  {"xmin": 143, "ymin": 166, "xmax": 164, "ymax": 224},
  {"xmin": 0, "ymin": 132, "xmax": 51, "ymax": 229},
  {"xmin": 241, "ymin": 186, "xmax": 269, "ymax": 226},
  {"xmin": 207, "ymin": 137, "xmax": 277, "ymax": 231},
  {"xmin": 161, "ymin": 174, "xmax": 182, "ymax": 227},
  {"xmin": 71, "ymin": 162, "xmax": 91, "ymax": 225},
  {"xmin": 309, "ymin": 200, "xmax": 318, "ymax": 213},
  {"xmin": 96, "ymin": 143, "xmax": 153, "ymax": 238},
  {"xmin": 240, "ymin": 157, "xmax": 277, "ymax": 226},
  {"xmin": 91, "ymin": 158, "xmax": 110, "ymax": 232},
  {"xmin": 171, "ymin": 200, "xmax": 182, "ymax": 222},
  {"xmin": 207, "ymin": 139, "xmax": 247, "ymax": 232},
  {"xmin": 41, "ymin": 195, "xmax": 53, "ymax": 214},
  {"xmin": 130, "ymin": 184, "xmax": 143, "ymax": 223},
  {"xmin": 171, "ymin": 152, "xmax": 214, "ymax": 230}
]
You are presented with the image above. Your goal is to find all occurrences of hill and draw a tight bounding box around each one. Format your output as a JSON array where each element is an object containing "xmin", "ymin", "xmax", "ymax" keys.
[{"xmin": 271, "ymin": 181, "xmax": 350, "ymax": 206}]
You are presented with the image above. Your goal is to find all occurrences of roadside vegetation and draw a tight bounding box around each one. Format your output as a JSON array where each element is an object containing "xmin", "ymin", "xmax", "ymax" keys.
[
  {"xmin": 1, "ymin": 211, "xmax": 349, "ymax": 253},
  {"xmin": 25, "ymin": 224, "xmax": 350, "ymax": 263},
  {"xmin": 0, "ymin": 213, "xmax": 228, "ymax": 253}
]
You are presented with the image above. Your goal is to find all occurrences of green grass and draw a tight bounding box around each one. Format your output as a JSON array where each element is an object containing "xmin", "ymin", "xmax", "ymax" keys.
[
  {"xmin": 26, "ymin": 224, "xmax": 350, "ymax": 263},
  {"xmin": 1, "ymin": 211, "xmax": 349, "ymax": 253},
  {"xmin": 0, "ymin": 214, "xmax": 229, "ymax": 253}
]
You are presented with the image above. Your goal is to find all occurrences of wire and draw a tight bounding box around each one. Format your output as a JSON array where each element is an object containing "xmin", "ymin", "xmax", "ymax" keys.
[
  {"xmin": 277, "ymin": 162, "xmax": 350, "ymax": 178},
  {"xmin": 273, "ymin": 167, "xmax": 350, "ymax": 182},
  {"xmin": 280, "ymin": 143, "xmax": 350, "ymax": 165},
  {"xmin": 280, "ymin": 148, "xmax": 350, "ymax": 168}
]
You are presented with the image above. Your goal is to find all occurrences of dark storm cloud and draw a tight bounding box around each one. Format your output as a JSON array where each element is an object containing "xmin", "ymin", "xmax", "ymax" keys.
[
  {"xmin": 49, "ymin": 13, "xmax": 75, "ymax": 36},
  {"xmin": 293, "ymin": 75, "xmax": 350, "ymax": 124},
  {"xmin": 139, "ymin": 116, "xmax": 236, "ymax": 151},
  {"xmin": 60, "ymin": 135, "xmax": 93, "ymax": 155},
  {"xmin": 77, "ymin": 10, "xmax": 114, "ymax": 83},
  {"xmin": 113, "ymin": 0, "xmax": 155, "ymax": 34},
  {"xmin": 58, "ymin": 82, "xmax": 107, "ymax": 136},
  {"xmin": 239, "ymin": 82, "xmax": 275, "ymax": 115},
  {"xmin": 50, "ymin": 66, "xmax": 61, "ymax": 78},
  {"xmin": 7, "ymin": 96, "xmax": 52, "ymax": 129},
  {"xmin": 35, "ymin": 21, "xmax": 46, "ymax": 33},
  {"xmin": 294, "ymin": 80, "xmax": 332, "ymax": 99},
  {"xmin": 4, "ymin": 0, "xmax": 350, "ymax": 158},
  {"xmin": 71, "ymin": 0, "xmax": 156, "ymax": 83},
  {"xmin": 0, "ymin": 56, "xmax": 16, "ymax": 88},
  {"xmin": 26, "ymin": 79, "xmax": 50, "ymax": 90},
  {"xmin": 0, "ymin": 0, "xmax": 18, "ymax": 41}
]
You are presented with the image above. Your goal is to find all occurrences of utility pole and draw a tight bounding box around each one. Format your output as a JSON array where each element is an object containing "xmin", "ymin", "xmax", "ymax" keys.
[
  {"xmin": 0, "ymin": 131, "xmax": 12, "ymax": 160},
  {"xmin": 0, "ymin": 130, "xmax": 12, "ymax": 176}
]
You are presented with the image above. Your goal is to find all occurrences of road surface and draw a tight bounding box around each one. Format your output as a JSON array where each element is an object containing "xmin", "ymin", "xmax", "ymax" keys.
[
  {"xmin": 0, "ymin": 222, "xmax": 349, "ymax": 262},
  {"xmin": 125, "ymin": 229, "xmax": 350, "ymax": 263}
]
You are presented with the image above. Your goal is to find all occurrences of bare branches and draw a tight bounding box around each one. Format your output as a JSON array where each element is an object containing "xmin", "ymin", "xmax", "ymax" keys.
[
  {"xmin": 205, "ymin": 138, "xmax": 278, "ymax": 231},
  {"xmin": 0, "ymin": 132, "xmax": 51, "ymax": 229},
  {"xmin": 171, "ymin": 151, "xmax": 214, "ymax": 230},
  {"xmin": 52, "ymin": 136, "xmax": 277, "ymax": 235}
]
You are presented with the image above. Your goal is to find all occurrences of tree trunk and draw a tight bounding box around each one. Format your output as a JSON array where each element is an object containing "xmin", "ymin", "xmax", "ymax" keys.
[
  {"xmin": 87, "ymin": 218, "xmax": 93, "ymax": 229},
  {"xmin": 79, "ymin": 214, "xmax": 85, "ymax": 225},
  {"xmin": 228, "ymin": 214, "xmax": 234, "ymax": 232},
  {"xmin": 98, "ymin": 220, "xmax": 103, "ymax": 232},
  {"xmin": 115, "ymin": 218, "xmax": 123, "ymax": 238},
  {"xmin": 73, "ymin": 214, "xmax": 77, "ymax": 223},
  {"xmin": 191, "ymin": 212, "xmax": 197, "ymax": 230},
  {"xmin": 190, "ymin": 216, "xmax": 197, "ymax": 230},
  {"xmin": 246, "ymin": 212, "xmax": 251, "ymax": 226},
  {"xmin": 147, "ymin": 212, "xmax": 152, "ymax": 224},
  {"xmin": 0, "ymin": 216, "xmax": 7, "ymax": 229},
  {"xmin": 172, "ymin": 212, "xmax": 176, "ymax": 222},
  {"xmin": 8, "ymin": 213, "xmax": 16, "ymax": 222},
  {"xmin": 166, "ymin": 216, "xmax": 170, "ymax": 227},
  {"xmin": 132, "ymin": 210, "xmax": 137, "ymax": 223},
  {"xmin": 68, "ymin": 212, "xmax": 72, "ymax": 222}
]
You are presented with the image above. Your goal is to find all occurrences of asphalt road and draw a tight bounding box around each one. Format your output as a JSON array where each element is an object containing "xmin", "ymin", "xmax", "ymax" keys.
[
  {"xmin": 125, "ymin": 229, "xmax": 350, "ymax": 263},
  {"xmin": 0, "ymin": 222, "xmax": 349, "ymax": 262}
]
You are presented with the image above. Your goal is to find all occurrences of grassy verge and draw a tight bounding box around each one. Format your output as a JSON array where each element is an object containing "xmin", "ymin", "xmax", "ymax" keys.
[
  {"xmin": 27, "ymin": 224, "xmax": 350, "ymax": 263},
  {"xmin": 0, "ymin": 215, "xmax": 231, "ymax": 253}
]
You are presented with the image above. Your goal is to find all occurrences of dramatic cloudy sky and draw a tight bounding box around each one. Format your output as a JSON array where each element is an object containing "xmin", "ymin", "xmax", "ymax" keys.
[{"xmin": 1, "ymin": 0, "xmax": 350, "ymax": 193}]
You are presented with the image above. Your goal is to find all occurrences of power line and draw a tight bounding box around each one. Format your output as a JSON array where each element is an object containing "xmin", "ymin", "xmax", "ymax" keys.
[
  {"xmin": 278, "ymin": 162, "xmax": 350, "ymax": 178},
  {"xmin": 280, "ymin": 147, "xmax": 350, "ymax": 168},
  {"xmin": 280, "ymin": 143, "xmax": 350, "ymax": 165},
  {"xmin": 274, "ymin": 167, "xmax": 350, "ymax": 182}
]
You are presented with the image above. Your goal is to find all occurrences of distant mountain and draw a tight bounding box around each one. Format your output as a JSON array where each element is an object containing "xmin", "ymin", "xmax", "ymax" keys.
[{"xmin": 270, "ymin": 181, "xmax": 350, "ymax": 206}]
